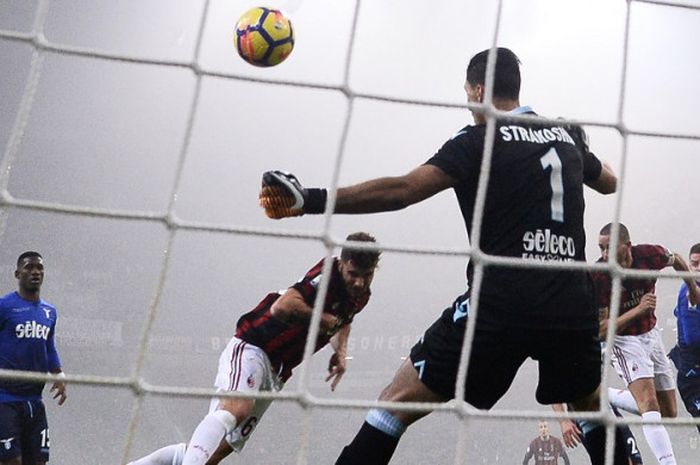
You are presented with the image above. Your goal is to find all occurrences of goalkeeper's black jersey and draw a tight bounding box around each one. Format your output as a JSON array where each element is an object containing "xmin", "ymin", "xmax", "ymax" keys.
[{"xmin": 425, "ymin": 107, "xmax": 602, "ymax": 330}]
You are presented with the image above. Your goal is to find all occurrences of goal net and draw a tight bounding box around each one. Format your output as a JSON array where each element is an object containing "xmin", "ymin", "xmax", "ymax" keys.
[{"xmin": 1, "ymin": 0, "xmax": 699, "ymax": 464}]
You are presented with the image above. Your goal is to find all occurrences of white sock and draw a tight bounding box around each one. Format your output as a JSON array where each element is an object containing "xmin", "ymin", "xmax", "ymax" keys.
[
  {"xmin": 129, "ymin": 443, "xmax": 186, "ymax": 465},
  {"xmin": 608, "ymin": 387, "xmax": 640, "ymax": 415},
  {"xmin": 181, "ymin": 411, "xmax": 237, "ymax": 465},
  {"xmin": 641, "ymin": 411, "xmax": 676, "ymax": 465}
]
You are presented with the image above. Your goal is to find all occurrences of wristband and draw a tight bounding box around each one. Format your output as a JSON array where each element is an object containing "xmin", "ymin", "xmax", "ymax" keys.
[{"xmin": 304, "ymin": 188, "xmax": 327, "ymax": 214}]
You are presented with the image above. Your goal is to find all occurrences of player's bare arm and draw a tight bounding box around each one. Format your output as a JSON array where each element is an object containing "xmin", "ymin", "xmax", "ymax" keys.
[
  {"xmin": 600, "ymin": 294, "xmax": 656, "ymax": 337},
  {"xmin": 270, "ymin": 287, "xmax": 339, "ymax": 333},
  {"xmin": 329, "ymin": 323, "xmax": 350, "ymax": 360},
  {"xmin": 671, "ymin": 252, "xmax": 700, "ymax": 305},
  {"xmin": 326, "ymin": 324, "xmax": 351, "ymax": 391},
  {"xmin": 551, "ymin": 403, "xmax": 583, "ymax": 448},
  {"xmin": 597, "ymin": 306, "xmax": 610, "ymax": 339},
  {"xmin": 49, "ymin": 369, "xmax": 67, "ymax": 406},
  {"xmin": 584, "ymin": 160, "xmax": 617, "ymax": 195},
  {"xmin": 334, "ymin": 165, "xmax": 455, "ymax": 214},
  {"xmin": 260, "ymin": 165, "xmax": 455, "ymax": 218}
]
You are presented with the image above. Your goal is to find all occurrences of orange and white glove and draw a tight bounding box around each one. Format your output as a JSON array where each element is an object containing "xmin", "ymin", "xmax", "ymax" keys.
[{"xmin": 259, "ymin": 170, "xmax": 327, "ymax": 219}]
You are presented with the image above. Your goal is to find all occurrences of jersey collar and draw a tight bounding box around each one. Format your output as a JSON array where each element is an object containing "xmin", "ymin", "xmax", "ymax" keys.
[{"xmin": 509, "ymin": 105, "xmax": 534, "ymax": 114}]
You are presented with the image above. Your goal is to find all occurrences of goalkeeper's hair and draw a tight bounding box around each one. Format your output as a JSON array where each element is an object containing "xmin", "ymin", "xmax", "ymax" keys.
[
  {"xmin": 690, "ymin": 243, "xmax": 700, "ymax": 256},
  {"xmin": 17, "ymin": 251, "xmax": 42, "ymax": 267},
  {"xmin": 599, "ymin": 222, "xmax": 631, "ymax": 243},
  {"xmin": 340, "ymin": 232, "xmax": 381, "ymax": 270},
  {"xmin": 466, "ymin": 47, "xmax": 521, "ymax": 101}
]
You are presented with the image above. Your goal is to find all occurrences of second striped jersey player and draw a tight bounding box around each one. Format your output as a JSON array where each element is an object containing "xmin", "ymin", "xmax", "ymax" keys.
[{"xmin": 594, "ymin": 223, "xmax": 700, "ymax": 465}]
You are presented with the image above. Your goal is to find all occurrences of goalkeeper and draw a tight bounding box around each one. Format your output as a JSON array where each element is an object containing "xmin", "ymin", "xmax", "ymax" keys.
[
  {"xmin": 128, "ymin": 232, "xmax": 380, "ymax": 465},
  {"xmin": 260, "ymin": 47, "xmax": 631, "ymax": 465}
]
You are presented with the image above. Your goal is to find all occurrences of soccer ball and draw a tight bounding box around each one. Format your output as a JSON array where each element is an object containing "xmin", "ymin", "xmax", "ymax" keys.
[{"xmin": 234, "ymin": 7, "xmax": 294, "ymax": 67}]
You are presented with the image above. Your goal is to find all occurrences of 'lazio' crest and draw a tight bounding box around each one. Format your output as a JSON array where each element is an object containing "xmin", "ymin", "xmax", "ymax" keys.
[{"xmin": 453, "ymin": 299, "xmax": 469, "ymax": 322}]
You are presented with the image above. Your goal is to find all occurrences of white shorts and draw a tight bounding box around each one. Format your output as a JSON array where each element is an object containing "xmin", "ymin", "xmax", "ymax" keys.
[
  {"xmin": 208, "ymin": 336, "xmax": 283, "ymax": 452},
  {"xmin": 610, "ymin": 327, "xmax": 676, "ymax": 391}
]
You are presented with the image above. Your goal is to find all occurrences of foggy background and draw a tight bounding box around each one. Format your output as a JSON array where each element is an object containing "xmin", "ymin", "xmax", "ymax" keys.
[{"xmin": 1, "ymin": 0, "xmax": 700, "ymax": 463}]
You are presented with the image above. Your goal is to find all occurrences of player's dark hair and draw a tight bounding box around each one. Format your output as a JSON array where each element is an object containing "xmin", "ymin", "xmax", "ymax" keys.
[
  {"xmin": 599, "ymin": 223, "xmax": 630, "ymax": 243},
  {"xmin": 466, "ymin": 47, "xmax": 521, "ymax": 100},
  {"xmin": 341, "ymin": 232, "xmax": 381, "ymax": 270},
  {"xmin": 690, "ymin": 243, "xmax": 700, "ymax": 256},
  {"xmin": 17, "ymin": 251, "xmax": 42, "ymax": 267}
]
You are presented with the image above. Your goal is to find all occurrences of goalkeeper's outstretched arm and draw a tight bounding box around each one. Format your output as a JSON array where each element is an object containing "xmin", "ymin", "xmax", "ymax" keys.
[
  {"xmin": 260, "ymin": 165, "xmax": 455, "ymax": 219},
  {"xmin": 334, "ymin": 165, "xmax": 454, "ymax": 213}
]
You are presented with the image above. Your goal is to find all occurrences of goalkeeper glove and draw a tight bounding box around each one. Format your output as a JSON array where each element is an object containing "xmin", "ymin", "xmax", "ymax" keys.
[{"xmin": 259, "ymin": 170, "xmax": 327, "ymax": 219}]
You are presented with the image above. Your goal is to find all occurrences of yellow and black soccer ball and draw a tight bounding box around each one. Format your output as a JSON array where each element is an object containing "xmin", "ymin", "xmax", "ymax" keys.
[{"xmin": 234, "ymin": 7, "xmax": 294, "ymax": 67}]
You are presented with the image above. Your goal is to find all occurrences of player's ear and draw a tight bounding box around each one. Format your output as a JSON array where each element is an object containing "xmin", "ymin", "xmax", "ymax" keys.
[{"xmin": 476, "ymin": 84, "xmax": 484, "ymax": 102}]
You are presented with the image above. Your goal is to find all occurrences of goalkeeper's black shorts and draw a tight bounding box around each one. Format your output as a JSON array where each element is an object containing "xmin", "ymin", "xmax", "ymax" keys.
[{"xmin": 409, "ymin": 293, "xmax": 601, "ymax": 408}]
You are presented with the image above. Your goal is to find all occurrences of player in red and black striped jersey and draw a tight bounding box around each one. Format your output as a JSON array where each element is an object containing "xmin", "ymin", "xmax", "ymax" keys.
[
  {"xmin": 259, "ymin": 48, "xmax": 631, "ymax": 465},
  {"xmin": 522, "ymin": 421, "xmax": 570, "ymax": 465},
  {"xmin": 235, "ymin": 252, "xmax": 371, "ymax": 382},
  {"xmin": 128, "ymin": 232, "xmax": 380, "ymax": 465},
  {"xmin": 595, "ymin": 240, "xmax": 677, "ymax": 337},
  {"xmin": 594, "ymin": 223, "xmax": 700, "ymax": 465}
]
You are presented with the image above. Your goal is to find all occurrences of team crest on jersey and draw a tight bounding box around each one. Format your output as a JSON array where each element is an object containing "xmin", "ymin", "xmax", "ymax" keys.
[
  {"xmin": 631, "ymin": 362, "xmax": 638, "ymax": 372},
  {"xmin": 247, "ymin": 374, "xmax": 255, "ymax": 388},
  {"xmin": 0, "ymin": 437, "xmax": 14, "ymax": 450}
]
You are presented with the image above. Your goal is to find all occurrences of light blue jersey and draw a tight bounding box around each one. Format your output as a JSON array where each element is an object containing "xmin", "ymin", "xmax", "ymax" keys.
[{"xmin": 0, "ymin": 291, "xmax": 61, "ymax": 402}]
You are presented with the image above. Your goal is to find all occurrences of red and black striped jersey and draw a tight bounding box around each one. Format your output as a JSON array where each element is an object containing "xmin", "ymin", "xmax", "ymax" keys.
[
  {"xmin": 523, "ymin": 436, "xmax": 569, "ymax": 465},
  {"xmin": 592, "ymin": 244, "xmax": 673, "ymax": 336},
  {"xmin": 235, "ymin": 257, "xmax": 370, "ymax": 381}
]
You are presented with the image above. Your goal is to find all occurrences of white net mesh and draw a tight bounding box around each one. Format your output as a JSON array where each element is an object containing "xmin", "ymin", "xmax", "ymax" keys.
[{"xmin": 1, "ymin": 0, "xmax": 700, "ymax": 464}]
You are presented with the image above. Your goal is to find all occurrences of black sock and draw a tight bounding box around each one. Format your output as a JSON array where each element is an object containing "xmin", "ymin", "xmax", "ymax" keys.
[
  {"xmin": 581, "ymin": 425, "xmax": 629, "ymax": 465},
  {"xmin": 335, "ymin": 421, "xmax": 401, "ymax": 465}
]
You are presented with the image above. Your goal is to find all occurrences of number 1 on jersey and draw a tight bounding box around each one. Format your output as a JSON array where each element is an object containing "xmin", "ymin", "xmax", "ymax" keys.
[{"xmin": 540, "ymin": 147, "xmax": 564, "ymax": 222}]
